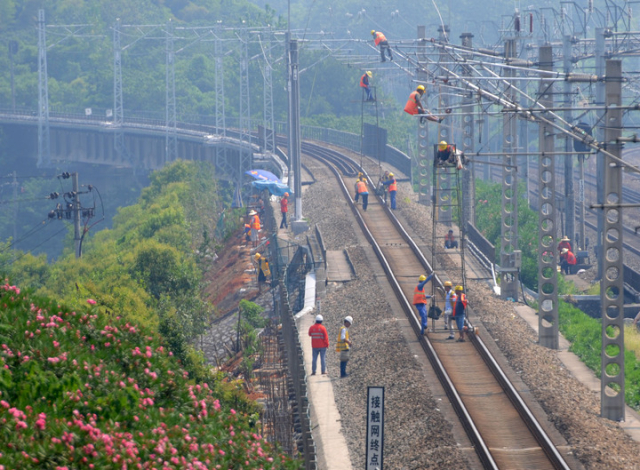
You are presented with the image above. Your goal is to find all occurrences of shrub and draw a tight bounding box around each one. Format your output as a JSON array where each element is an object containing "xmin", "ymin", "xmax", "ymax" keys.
[{"xmin": 0, "ymin": 282, "xmax": 301, "ymax": 469}]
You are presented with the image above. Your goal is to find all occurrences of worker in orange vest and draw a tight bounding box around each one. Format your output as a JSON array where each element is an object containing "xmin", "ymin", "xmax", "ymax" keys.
[
  {"xmin": 413, "ymin": 273, "xmax": 434, "ymax": 335},
  {"xmin": 453, "ymin": 285, "xmax": 467, "ymax": 342},
  {"xmin": 371, "ymin": 30, "xmax": 392, "ymax": 62},
  {"xmin": 249, "ymin": 210, "xmax": 261, "ymax": 248},
  {"xmin": 356, "ymin": 177, "xmax": 369, "ymax": 211},
  {"xmin": 404, "ymin": 85, "xmax": 444, "ymax": 124},
  {"xmin": 560, "ymin": 248, "xmax": 577, "ymax": 275},
  {"xmin": 436, "ymin": 140, "xmax": 464, "ymax": 170},
  {"xmin": 381, "ymin": 172, "xmax": 398, "ymax": 209},
  {"xmin": 360, "ymin": 71, "xmax": 374, "ymax": 101}
]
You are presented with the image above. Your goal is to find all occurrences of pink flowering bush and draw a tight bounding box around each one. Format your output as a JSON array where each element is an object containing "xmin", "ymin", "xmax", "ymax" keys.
[{"xmin": 0, "ymin": 283, "xmax": 302, "ymax": 469}]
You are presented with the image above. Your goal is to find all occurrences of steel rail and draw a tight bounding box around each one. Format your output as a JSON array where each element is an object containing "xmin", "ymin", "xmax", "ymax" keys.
[{"xmin": 303, "ymin": 141, "xmax": 572, "ymax": 470}]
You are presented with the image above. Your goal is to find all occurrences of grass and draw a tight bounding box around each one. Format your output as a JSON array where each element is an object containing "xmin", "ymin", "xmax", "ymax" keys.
[{"xmin": 626, "ymin": 325, "xmax": 640, "ymax": 361}]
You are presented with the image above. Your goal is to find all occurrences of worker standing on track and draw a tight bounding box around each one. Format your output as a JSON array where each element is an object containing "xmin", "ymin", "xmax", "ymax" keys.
[
  {"xmin": 355, "ymin": 173, "xmax": 363, "ymax": 203},
  {"xmin": 453, "ymin": 285, "xmax": 467, "ymax": 342},
  {"xmin": 336, "ymin": 316, "xmax": 353, "ymax": 378},
  {"xmin": 381, "ymin": 172, "xmax": 397, "ymax": 209},
  {"xmin": 356, "ymin": 177, "xmax": 369, "ymax": 211},
  {"xmin": 280, "ymin": 192, "xmax": 289, "ymax": 229},
  {"xmin": 404, "ymin": 85, "xmax": 444, "ymax": 124},
  {"xmin": 371, "ymin": 30, "xmax": 393, "ymax": 62},
  {"xmin": 309, "ymin": 314, "xmax": 329, "ymax": 375},
  {"xmin": 360, "ymin": 71, "xmax": 374, "ymax": 101},
  {"xmin": 413, "ymin": 274, "xmax": 434, "ymax": 335},
  {"xmin": 443, "ymin": 281, "xmax": 456, "ymax": 339}
]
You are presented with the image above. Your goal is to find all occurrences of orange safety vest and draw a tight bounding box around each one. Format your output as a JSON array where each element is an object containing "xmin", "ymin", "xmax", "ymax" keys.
[
  {"xmin": 250, "ymin": 214, "xmax": 261, "ymax": 230},
  {"xmin": 413, "ymin": 285, "xmax": 428, "ymax": 305},
  {"xmin": 453, "ymin": 293, "xmax": 467, "ymax": 317},
  {"xmin": 374, "ymin": 32, "xmax": 387, "ymax": 46},
  {"xmin": 404, "ymin": 91, "xmax": 420, "ymax": 115},
  {"xmin": 566, "ymin": 251, "xmax": 577, "ymax": 265},
  {"xmin": 389, "ymin": 179, "xmax": 397, "ymax": 191},
  {"xmin": 280, "ymin": 197, "xmax": 288, "ymax": 213},
  {"xmin": 356, "ymin": 180, "xmax": 368, "ymax": 194},
  {"xmin": 360, "ymin": 73, "xmax": 369, "ymax": 88}
]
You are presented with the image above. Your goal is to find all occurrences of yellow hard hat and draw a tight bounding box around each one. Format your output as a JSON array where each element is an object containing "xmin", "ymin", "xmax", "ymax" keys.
[
  {"xmin": 388, "ymin": 172, "xmax": 394, "ymax": 177},
  {"xmin": 366, "ymin": 71, "xmax": 372, "ymax": 77},
  {"xmin": 254, "ymin": 253, "xmax": 261, "ymax": 260},
  {"xmin": 454, "ymin": 285, "xmax": 463, "ymax": 292},
  {"xmin": 362, "ymin": 178, "xmax": 367, "ymax": 183},
  {"xmin": 419, "ymin": 275, "xmax": 427, "ymax": 281},
  {"xmin": 444, "ymin": 281, "xmax": 453, "ymax": 287},
  {"xmin": 417, "ymin": 85, "xmax": 425, "ymax": 93},
  {"xmin": 438, "ymin": 141, "xmax": 448, "ymax": 150},
  {"xmin": 371, "ymin": 30, "xmax": 376, "ymax": 35}
]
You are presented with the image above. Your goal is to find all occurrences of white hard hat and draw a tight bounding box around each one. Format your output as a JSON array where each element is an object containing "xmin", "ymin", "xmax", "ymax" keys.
[
  {"xmin": 344, "ymin": 316, "xmax": 353, "ymax": 324},
  {"xmin": 315, "ymin": 314, "xmax": 323, "ymax": 322}
]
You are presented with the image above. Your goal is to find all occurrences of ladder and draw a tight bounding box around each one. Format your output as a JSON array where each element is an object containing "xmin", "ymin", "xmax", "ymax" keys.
[{"xmin": 429, "ymin": 144, "xmax": 468, "ymax": 331}]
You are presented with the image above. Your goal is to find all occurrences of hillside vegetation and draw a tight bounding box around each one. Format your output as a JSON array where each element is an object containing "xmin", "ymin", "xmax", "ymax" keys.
[
  {"xmin": 0, "ymin": 161, "xmax": 233, "ymax": 381},
  {"xmin": 0, "ymin": 282, "xmax": 301, "ymax": 469}
]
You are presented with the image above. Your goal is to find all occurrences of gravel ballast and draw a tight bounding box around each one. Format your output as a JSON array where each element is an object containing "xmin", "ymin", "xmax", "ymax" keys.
[{"xmin": 300, "ymin": 150, "xmax": 640, "ymax": 470}]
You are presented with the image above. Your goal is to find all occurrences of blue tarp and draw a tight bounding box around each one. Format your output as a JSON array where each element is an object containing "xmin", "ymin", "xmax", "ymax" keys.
[
  {"xmin": 245, "ymin": 169, "xmax": 282, "ymax": 183},
  {"xmin": 251, "ymin": 180, "xmax": 293, "ymax": 197}
]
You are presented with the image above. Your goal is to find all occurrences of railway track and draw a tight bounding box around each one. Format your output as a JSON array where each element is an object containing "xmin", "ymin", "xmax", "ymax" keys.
[{"xmin": 301, "ymin": 141, "xmax": 574, "ymax": 470}]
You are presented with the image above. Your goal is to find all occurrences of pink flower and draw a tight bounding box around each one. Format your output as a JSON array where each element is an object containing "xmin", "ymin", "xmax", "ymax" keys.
[{"xmin": 86, "ymin": 299, "xmax": 96, "ymax": 305}]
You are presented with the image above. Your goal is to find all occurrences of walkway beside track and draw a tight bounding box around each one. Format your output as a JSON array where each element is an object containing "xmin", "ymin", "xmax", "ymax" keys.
[
  {"xmin": 514, "ymin": 305, "xmax": 640, "ymax": 442},
  {"xmin": 271, "ymin": 197, "xmax": 354, "ymax": 470}
]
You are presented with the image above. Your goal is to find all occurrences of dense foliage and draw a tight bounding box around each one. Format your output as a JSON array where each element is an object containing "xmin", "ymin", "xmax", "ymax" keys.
[
  {"xmin": 0, "ymin": 161, "xmax": 231, "ymax": 382},
  {"xmin": 559, "ymin": 301, "xmax": 640, "ymax": 410},
  {"xmin": 0, "ymin": 282, "xmax": 301, "ymax": 468}
]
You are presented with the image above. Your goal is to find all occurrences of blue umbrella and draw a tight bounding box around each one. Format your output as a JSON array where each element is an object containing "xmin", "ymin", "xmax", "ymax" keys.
[{"xmin": 245, "ymin": 169, "xmax": 282, "ymax": 183}]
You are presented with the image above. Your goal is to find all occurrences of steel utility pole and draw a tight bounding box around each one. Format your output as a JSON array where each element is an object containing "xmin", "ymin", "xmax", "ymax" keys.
[
  {"xmin": 600, "ymin": 59, "xmax": 624, "ymax": 422},
  {"xmin": 500, "ymin": 38, "xmax": 519, "ymax": 301},
  {"xmin": 537, "ymin": 44, "xmax": 559, "ymax": 349},
  {"xmin": 460, "ymin": 32, "xmax": 475, "ymax": 228},
  {"xmin": 563, "ymin": 35, "xmax": 575, "ymax": 247},
  {"xmin": 416, "ymin": 25, "xmax": 431, "ymax": 206},
  {"xmin": 37, "ymin": 9, "xmax": 51, "ymax": 168},
  {"xmin": 595, "ymin": 28, "xmax": 606, "ymax": 279},
  {"xmin": 289, "ymin": 39, "xmax": 303, "ymax": 225},
  {"xmin": 165, "ymin": 19, "xmax": 177, "ymax": 163},
  {"xmin": 113, "ymin": 19, "xmax": 126, "ymax": 163},
  {"xmin": 73, "ymin": 172, "xmax": 81, "ymax": 258},
  {"xmin": 9, "ymin": 41, "xmax": 18, "ymax": 112}
]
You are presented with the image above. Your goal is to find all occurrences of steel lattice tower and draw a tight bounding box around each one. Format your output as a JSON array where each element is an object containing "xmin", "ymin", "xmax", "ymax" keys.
[
  {"xmin": 262, "ymin": 31, "xmax": 275, "ymax": 152},
  {"xmin": 214, "ymin": 30, "xmax": 226, "ymax": 137},
  {"xmin": 37, "ymin": 9, "xmax": 51, "ymax": 168}
]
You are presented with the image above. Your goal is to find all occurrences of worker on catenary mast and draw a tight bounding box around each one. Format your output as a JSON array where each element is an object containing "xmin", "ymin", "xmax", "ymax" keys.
[
  {"xmin": 381, "ymin": 172, "xmax": 397, "ymax": 209},
  {"xmin": 436, "ymin": 140, "xmax": 464, "ymax": 170},
  {"xmin": 371, "ymin": 30, "xmax": 393, "ymax": 62},
  {"xmin": 356, "ymin": 178, "xmax": 369, "ymax": 211},
  {"xmin": 560, "ymin": 248, "xmax": 577, "ymax": 275},
  {"xmin": 404, "ymin": 85, "xmax": 444, "ymax": 125},
  {"xmin": 413, "ymin": 274, "xmax": 434, "ymax": 335},
  {"xmin": 360, "ymin": 71, "xmax": 374, "ymax": 101}
]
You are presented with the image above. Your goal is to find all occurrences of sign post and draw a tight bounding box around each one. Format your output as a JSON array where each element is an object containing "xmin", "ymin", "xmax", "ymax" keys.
[{"xmin": 365, "ymin": 386, "xmax": 385, "ymax": 470}]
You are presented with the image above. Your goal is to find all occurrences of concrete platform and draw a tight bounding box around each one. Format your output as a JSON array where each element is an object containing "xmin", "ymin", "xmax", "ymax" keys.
[
  {"xmin": 297, "ymin": 311, "xmax": 353, "ymax": 470},
  {"xmin": 513, "ymin": 305, "xmax": 640, "ymax": 442}
]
